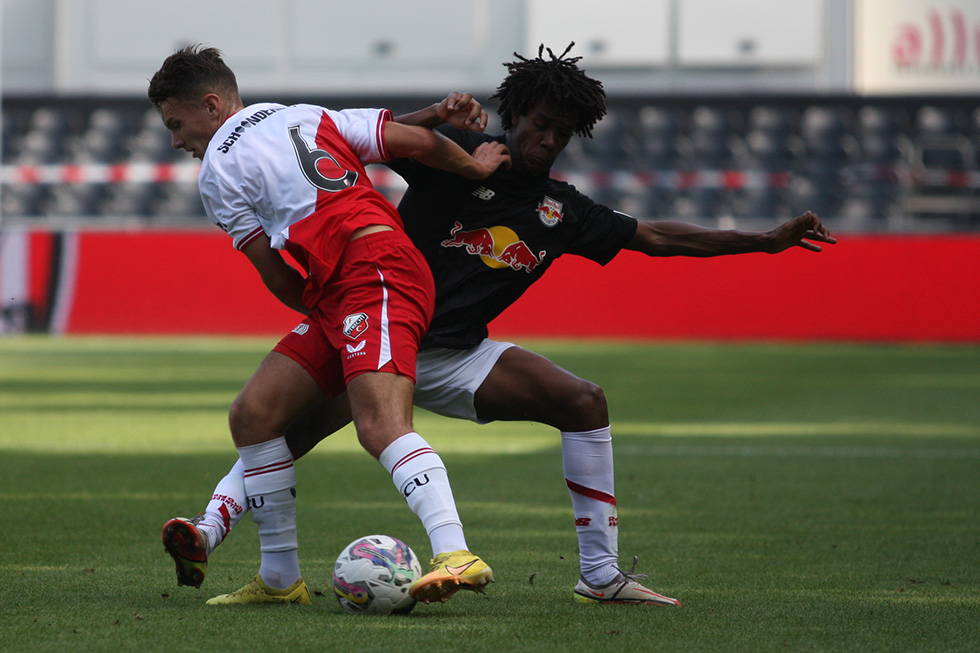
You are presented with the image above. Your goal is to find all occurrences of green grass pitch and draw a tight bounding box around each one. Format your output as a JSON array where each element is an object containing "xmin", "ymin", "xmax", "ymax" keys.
[{"xmin": 1, "ymin": 336, "xmax": 978, "ymax": 651}]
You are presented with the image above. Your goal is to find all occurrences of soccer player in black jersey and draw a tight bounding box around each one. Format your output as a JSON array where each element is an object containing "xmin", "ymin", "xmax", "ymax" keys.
[{"xmin": 164, "ymin": 44, "xmax": 834, "ymax": 606}]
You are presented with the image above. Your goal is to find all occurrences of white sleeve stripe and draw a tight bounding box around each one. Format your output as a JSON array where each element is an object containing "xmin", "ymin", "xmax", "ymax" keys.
[{"xmin": 237, "ymin": 226, "xmax": 265, "ymax": 251}]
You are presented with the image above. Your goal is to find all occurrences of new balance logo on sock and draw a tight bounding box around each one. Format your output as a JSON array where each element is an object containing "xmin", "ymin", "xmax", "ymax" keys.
[{"xmin": 575, "ymin": 517, "xmax": 592, "ymax": 526}]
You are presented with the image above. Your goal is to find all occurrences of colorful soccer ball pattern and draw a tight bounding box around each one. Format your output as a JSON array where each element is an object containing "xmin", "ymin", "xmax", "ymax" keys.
[{"xmin": 332, "ymin": 534, "xmax": 422, "ymax": 615}]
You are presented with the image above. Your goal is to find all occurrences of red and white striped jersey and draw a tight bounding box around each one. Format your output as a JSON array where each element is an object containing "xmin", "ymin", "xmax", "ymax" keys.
[{"xmin": 198, "ymin": 102, "xmax": 400, "ymax": 260}]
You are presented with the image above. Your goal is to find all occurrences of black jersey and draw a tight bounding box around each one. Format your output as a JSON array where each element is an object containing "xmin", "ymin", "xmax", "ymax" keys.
[{"xmin": 387, "ymin": 127, "xmax": 638, "ymax": 349}]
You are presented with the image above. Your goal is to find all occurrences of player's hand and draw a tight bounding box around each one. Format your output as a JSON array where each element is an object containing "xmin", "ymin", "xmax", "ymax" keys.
[
  {"xmin": 767, "ymin": 211, "xmax": 837, "ymax": 253},
  {"xmin": 466, "ymin": 141, "xmax": 511, "ymax": 179},
  {"xmin": 436, "ymin": 91, "xmax": 488, "ymax": 132}
]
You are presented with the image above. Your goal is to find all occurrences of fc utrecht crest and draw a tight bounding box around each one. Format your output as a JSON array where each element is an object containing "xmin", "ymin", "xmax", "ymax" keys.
[
  {"xmin": 537, "ymin": 196, "xmax": 564, "ymax": 227},
  {"xmin": 343, "ymin": 313, "xmax": 369, "ymax": 340}
]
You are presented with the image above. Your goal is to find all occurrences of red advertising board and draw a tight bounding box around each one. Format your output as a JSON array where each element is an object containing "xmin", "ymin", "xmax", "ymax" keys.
[{"xmin": 12, "ymin": 230, "xmax": 978, "ymax": 342}]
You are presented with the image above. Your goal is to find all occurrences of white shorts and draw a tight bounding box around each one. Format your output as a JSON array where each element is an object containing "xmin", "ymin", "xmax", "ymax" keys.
[{"xmin": 414, "ymin": 339, "xmax": 517, "ymax": 423}]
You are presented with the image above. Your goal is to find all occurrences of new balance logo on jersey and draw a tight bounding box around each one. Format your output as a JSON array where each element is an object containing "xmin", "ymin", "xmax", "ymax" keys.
[
  {"xmin": 472, "ymin": 186, "xmax": 495, "ymax": 201},
  {"xmin": 292, "ymin": 323, "xmax": 310, "ymax": 335}
]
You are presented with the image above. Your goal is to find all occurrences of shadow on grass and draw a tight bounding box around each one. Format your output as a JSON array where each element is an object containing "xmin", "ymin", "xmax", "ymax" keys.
[{"xmin": 2, "ymin": 435, "xmax": 979, "ymax": 651}]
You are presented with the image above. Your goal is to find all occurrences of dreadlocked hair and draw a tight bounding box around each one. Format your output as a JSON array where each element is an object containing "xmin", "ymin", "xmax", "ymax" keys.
[{"xmin": 489, "ymin": 42, "xmax": 606, "ymax": 138}]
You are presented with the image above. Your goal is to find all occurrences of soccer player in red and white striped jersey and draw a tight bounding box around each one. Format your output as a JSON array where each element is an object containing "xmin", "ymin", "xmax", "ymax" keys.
[{"xmin": 150, "ymin": 45, "xmax": 509, "ymax": 605}]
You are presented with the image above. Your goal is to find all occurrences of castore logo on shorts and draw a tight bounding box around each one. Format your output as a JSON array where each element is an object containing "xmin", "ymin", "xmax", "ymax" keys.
[{"xmin": 345, "ymin": 341, "xmax": 367, "ymax": 359}]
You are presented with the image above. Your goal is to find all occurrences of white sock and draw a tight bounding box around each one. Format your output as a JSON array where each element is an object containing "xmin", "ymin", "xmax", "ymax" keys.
[
  {"xmin": 237, "ymin": 437, "xmax": 301, "ymax": 589},
  {"xmin": 379, "ymin": 432, "xmax": 467, "ymax": 555},
  {"xmin": 196, "ymin": 459, "xmax": 248, "ymax": 553},
  {"xmin": 562, "ymin": 426, "xmax": 619, "ymax": 586}
]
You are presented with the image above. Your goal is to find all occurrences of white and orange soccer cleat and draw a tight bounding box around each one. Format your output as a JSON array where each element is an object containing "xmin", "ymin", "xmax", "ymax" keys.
[{"xmin": 573, "ymin": 556, "xmax": 681, "ymax": 606}]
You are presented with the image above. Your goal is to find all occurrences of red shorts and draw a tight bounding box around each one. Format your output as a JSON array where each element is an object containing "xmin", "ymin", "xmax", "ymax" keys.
[{"xmin": 273, "ymin": 230, "xmax": 434, "ymax": 395}]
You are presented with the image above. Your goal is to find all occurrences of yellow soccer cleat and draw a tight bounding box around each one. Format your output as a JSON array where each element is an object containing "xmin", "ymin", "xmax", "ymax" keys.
[
  {"xmin": 206, "ymin": 574, "xmax": 312, "ymax": 606},
  {"xmin": 409, "ymin": 550, "xmax": 494, "ymax": 604}
]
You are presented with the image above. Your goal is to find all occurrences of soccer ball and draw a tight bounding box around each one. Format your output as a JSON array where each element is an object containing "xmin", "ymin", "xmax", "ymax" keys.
[{"xmin": 332, "ymin": 534, "xmax": 423, "ymax": 615}]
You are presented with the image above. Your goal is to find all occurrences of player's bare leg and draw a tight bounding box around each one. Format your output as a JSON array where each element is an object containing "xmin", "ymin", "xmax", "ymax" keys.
[
  {"xmin": 285, "ymin": 393, "xmax": 352, "ymax": 458},
  {"xmin": 206, "ymin": 352, "xmax": 322, "ymax": 604},
  {"xmin": 348, "ymin": 371, "xmax": 493, "ymax": 602},
  {"xmin": 162, "ymin": 392, "xmax": 353, "ymax": 590},
  {"xmin": 228, "ymin": 352, "xmax": 325, "ymax": 448},
  {"xmin": 475, "ymin": 346, "xmax": 679, "ymax": 606},
  {"xmin": 345, "ymin": 371, "xmax": 416, "ymax": 458},
  {"xmin": 474, "ymin": 346, "xmax": 608, "ymax": 431}
]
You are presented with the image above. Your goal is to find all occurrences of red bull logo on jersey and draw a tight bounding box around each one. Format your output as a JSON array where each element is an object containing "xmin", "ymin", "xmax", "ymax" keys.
[
  {"xmin": 343, "ymin": 313, "xmax": 369, "ymax": 340},
  {"xmin": 440, "ymin": 221, "xmax": 546, "ymax": 273},
  {"xmin": 537, "ymin": 196, "xmax": 564, "ymax": 227}
]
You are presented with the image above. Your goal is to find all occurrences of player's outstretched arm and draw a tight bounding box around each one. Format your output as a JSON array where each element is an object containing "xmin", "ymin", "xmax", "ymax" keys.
[
  {"xmin": 383, "ymin": 120, "xmax": 510, "ymax": 179},
  {"xmin": 763, "ymin": 211, "xmax": 837, "ymax": 253},
  {"xmin": 394, "ymin": 91, "xmax": 487, "ymax": 132},
  {"xmin": 624, "ymin": 211, "xmax": 836, "ymax": 257}
]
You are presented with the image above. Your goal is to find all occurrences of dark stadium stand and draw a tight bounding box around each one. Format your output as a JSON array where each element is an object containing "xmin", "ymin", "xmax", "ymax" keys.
[{"xmin": 1, "ymin": 96, "xmax": 978, "ymax": 230}]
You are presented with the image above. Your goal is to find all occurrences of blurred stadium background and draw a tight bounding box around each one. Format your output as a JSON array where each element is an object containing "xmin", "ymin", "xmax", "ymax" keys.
[{"xmin": 0, "ymin": 0, "xmax": 978, "ymax": 338}]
